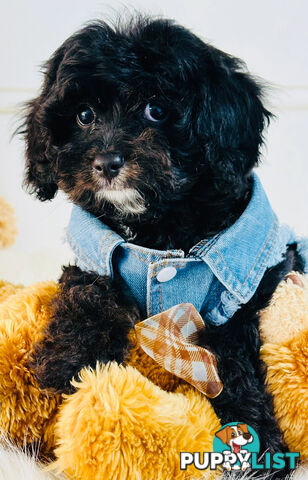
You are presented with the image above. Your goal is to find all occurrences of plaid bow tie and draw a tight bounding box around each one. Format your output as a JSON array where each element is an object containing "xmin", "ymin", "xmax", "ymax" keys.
[{"xmin": 135, "ymin": 303, "xmax": 223, "ymax": 398}]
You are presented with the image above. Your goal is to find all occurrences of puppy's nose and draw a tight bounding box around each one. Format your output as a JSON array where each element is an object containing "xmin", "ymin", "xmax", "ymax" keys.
[
  {"xmin": 93, "ymin": 153, "xmax": 125, "ymax": 178},
  {"xmin": 243, "ymin": 433, "xmax": 252, "ymax": 440}
]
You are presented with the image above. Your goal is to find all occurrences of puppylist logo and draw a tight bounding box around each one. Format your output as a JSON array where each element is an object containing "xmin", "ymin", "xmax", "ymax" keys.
[{"xmin": 180, "ymin": 422, "xmax": 300, "ymax": 472}]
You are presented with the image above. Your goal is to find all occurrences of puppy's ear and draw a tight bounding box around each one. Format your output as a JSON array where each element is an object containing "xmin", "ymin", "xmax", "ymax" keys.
[
  {"xmin": 215, "ymin": 426, "xmax": 230, "ymax": 444},
  {"xmin": 22, "ymin": 97, "xmax": 58, "ymax": 201},
  {"xmin": 20, "ymin": 47, "xmax": 66, "ymax": 201},
  {"xmin": 196, "ymin": 50, "xmax": 272, "ymax": 197},
  {"xmin": 237, "ymin": 423, "xmax": 249, "ymax": 434}
]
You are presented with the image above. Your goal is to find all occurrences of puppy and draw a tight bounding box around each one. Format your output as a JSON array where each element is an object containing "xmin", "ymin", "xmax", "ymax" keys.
[
  {"xmin": 215, "ymin": 423, "xmax": 253, "ymax": 471},
  {"xmin": 20, "ymin": 16, "xmax": 305, "ymax": 463}
]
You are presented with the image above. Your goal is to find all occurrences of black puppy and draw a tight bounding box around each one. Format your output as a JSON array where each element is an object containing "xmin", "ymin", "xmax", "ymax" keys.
[{"xmin": 20, "ymin": 16, "xmax": 303, "ymax": 459}]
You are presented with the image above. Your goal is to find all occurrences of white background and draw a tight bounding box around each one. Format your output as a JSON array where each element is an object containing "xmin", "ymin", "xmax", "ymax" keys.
[{"xmin": 0, "ymin": 0, "xmax": 307, "ymax": 284}]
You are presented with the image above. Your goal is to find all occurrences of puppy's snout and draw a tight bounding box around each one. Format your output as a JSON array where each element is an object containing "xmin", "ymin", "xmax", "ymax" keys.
[
  {"xmin": 243, "ymin": 433, "xmax": 252, "ymax": 440},
  {"xmin": 93, "ymin": 153, "xmax": 125, "ymax": 178}
]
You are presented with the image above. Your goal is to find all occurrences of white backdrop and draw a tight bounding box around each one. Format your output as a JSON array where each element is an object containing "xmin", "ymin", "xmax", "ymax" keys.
[{"xmin": 0, "ymin": 0, "xmax": 307, "ymax": 284}]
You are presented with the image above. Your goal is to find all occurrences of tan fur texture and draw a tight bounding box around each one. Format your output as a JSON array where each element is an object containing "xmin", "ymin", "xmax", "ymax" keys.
[
  {"xmin": 259, "ymin": 273, "xmax": 308, "ymax": 344},
  {"xmin": 260, "ymin": 273, "xmax": 308, "ymax": 459},
  {"xmin": 0, "ymin": 281, "xmax": 61, "ymax": 454},
  {"xmin": 0, "ymin": 197, "xmax": 17, "ymax": 248},
  {"xmin": 51, "ymin": 363, "xmax": 220, "ymax": 480}
]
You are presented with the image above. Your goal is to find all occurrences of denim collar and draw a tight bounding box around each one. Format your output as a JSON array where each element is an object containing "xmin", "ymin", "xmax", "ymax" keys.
[
  {"xmin": 67, "ymin": 174, "xmax": 295, "ymax": 304},
  {"xmin": 187, "ymin": 173, "xmax": 278, "ymax": 302}
]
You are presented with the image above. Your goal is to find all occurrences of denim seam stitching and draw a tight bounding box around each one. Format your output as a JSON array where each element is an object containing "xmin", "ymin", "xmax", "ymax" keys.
[
  {"xmin": 159, "ymin": 284, "xmax": 163, "ymax": 313},
  {"xmin": 98, "ymin": 231, "xmax": 114, "ymax": 260},
  {"xmin": 248, "ymin": 223, "xmax": 278, "ymax": 293},
  {"xmin": 67, "ymin": 233, "xmax": 101, "ymax": 272},
  {"xmin": 125, "ymin": 249, "xmax": 153, "ymax": 265},
  {"xmin": 98, "ymin": 232, "xmax": 115, "ymax": 271},
  {"xmin": 208, "ymin": 218, "xmax": 277, "ymax": 295},
  {"xmin": 103, "ymin": 235, "xmax": 122, "ymax": 275},
  {"xmin": 148, "ymin": 263, "xmax": 157, "ymax": 317},
  {"xmin": 190, "ymin": 234, "xmax": 221, "ymax": 258},
  {"xmin": 242, "ymin": 218, "xmax": 277, "ymax": 286}
]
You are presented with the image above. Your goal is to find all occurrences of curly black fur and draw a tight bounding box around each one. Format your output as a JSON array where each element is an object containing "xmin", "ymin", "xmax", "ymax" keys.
[
  {"xmin": 20, "ymin": 15, "xmax": 304, "ymax": 469},
  {"xmin": 29, "ymin": 266, "xmax": 139, "ymax": 394}
]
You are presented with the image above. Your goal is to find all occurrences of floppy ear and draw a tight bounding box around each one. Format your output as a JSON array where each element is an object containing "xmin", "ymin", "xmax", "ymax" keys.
[
  {"xmin": 215, "ymin": 426, "xmax": 230, "ymax": 444},
  {"xmin": 237, "ymin": 423, "xmax": 249, "ymax": 434},
  {"xmin": 23, "ymin": 96, "xmax": 58, "ymax": 201},
  {"xmin": 196, "ymin": 49, "xmax": 272, "ymax": 197},
  {"xmin": 20, "ymin": 46, "xmax": 66, "ymax": 201}
]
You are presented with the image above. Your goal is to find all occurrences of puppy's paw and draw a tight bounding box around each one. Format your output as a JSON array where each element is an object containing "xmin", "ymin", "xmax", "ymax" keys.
[
  {"xmin": 222, "ymin": 462, "xmax": 232, "ymax": 471},
  {"xmin": 241, "ymin": 461, "xmax": 251, "ymax": 471},
  {"xmin": 29, "ymin": 269, "xmax": 139, "ymax": 394}
]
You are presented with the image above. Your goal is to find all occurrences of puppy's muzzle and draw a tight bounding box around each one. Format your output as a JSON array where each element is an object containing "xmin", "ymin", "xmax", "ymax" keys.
[{"xmin": 93, "ymin": 153, "xmax": 125, "ymax": 178}]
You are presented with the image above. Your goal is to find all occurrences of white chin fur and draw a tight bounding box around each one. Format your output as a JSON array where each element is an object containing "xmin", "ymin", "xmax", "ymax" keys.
[{"xmin": 96, "ymin": 188, "xmax": 146, "ymax": 215}]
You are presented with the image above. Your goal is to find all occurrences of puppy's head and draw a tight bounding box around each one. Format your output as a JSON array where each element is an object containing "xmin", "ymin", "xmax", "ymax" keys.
[
  {"xmin": 215, "ymin": 423, "xmax": 253, "ymax": 452},
  {"xmin": 21, "ymin": 17, "xmax": 270, "ymax": 222}
]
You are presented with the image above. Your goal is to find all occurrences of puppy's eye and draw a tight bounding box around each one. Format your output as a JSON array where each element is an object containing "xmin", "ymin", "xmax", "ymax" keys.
[
  {"xmin": 77, "ymin": 106, "xmax": 95, "ymax": 126},
  {"xmin": 144, "ymin": 103, "xmax": 167, "ymax": 122},
  {"xmin": 231, "ymin": 432, "xmax": 236, "ymax": 437}
]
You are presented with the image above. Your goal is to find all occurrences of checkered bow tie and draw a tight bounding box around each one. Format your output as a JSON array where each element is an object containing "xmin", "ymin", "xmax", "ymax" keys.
[{"xmin": 135, "ymin": 303, "xmax": 223, "ymax": 398}]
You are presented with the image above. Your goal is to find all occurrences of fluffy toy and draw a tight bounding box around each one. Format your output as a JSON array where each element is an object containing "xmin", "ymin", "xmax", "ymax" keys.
[
  {"xmin": 0, "ymin": 281, "xmax": 62, "ymax": 454},
  {"xmin": 0, "ymin": 281, "xmax": 221, "ymax": 479},
  {"xmin": 0, "ymin": 196, "xmax": 17, "ymax": 249},
  {"xmin": 259, "ymin": 273, "xmax": 308, "ymax": 459}
]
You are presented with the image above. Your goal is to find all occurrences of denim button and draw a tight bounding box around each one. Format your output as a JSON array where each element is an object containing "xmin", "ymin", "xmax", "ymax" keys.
[{"xmin": 157, "ymin": 266, "xmax": 177, "ymax": 282}]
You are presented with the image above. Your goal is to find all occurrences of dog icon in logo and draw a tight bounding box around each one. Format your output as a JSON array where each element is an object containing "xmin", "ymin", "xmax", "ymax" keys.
[{"xmin": 215, "ymin": 423, "xmax": 253, "ymax": 471}]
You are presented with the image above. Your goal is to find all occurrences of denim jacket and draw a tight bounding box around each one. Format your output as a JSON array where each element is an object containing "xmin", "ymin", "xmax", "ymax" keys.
[{"xmin": 67, "ymin": 174, "xmax": 307, "ymax": 325}]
